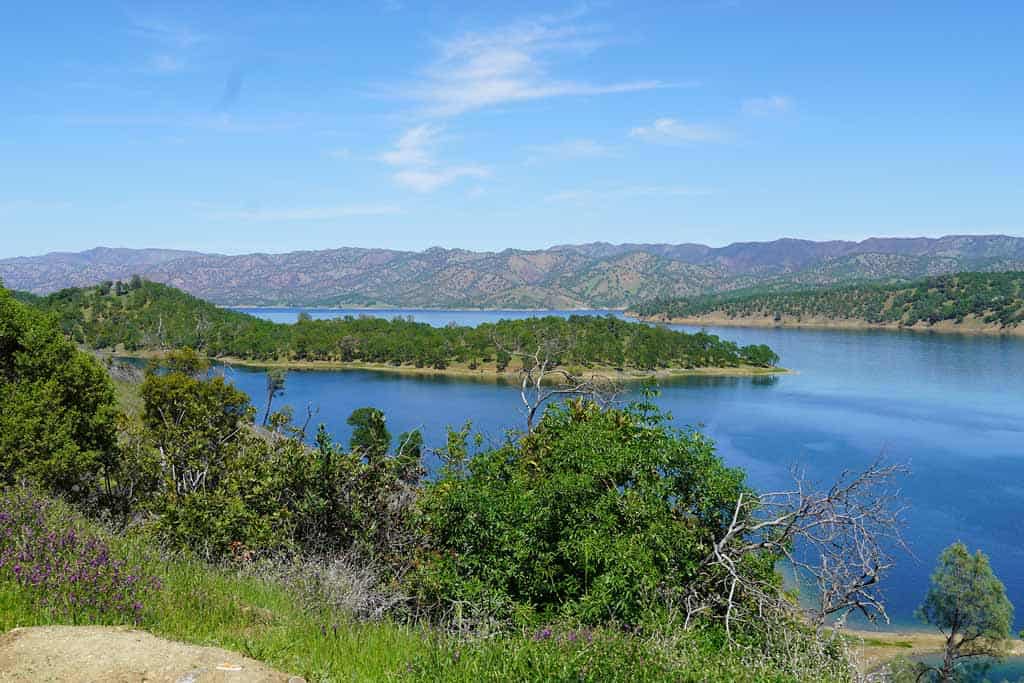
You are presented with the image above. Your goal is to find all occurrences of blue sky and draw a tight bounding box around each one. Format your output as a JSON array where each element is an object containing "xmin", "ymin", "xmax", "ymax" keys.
[{"xmin": 1, "ymin": 1, "xmax": 1022, "ymax": 257}]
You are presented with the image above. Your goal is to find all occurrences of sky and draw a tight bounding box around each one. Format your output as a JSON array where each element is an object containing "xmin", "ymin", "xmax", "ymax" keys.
[{"xmin": 1, "ymin": 1, "xmax": 1022, "ymax": 257}]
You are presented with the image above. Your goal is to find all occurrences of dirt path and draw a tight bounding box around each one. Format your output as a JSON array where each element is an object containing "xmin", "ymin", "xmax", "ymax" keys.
[{"xmin": 0, "ymin": 626, "xmax": 305, "ymax": 683}]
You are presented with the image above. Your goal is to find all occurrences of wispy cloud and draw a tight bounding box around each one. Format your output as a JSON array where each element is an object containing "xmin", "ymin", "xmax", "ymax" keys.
[
  {"xmin": 130, "ymin": 15, "xmax": 207, "ymax": 49},
  {"xmin": 742, "ymin": 95, "xmax": 793, "ymax": 115},
  {"xmin": 400, "ymin": 12, "xmax": 667, "ymax": 116},
  {"xmin": 378, "ymin": 124, "xmax": 441, "ymax": 166},
  {"xmin": 210, "ymin": 204, "xmax": 402, "ymax": 222},
  {"xmin": 150, "ymin": 54, "xmax": 186, "ymax": 73},
  {"xmin": 525, "ymin": 138, "xmax": 613, "ymax": 163},
  {"xmin": 546, "ymin": 185, "xmax": 712, "ymax": 204},
  {"xmin": 394, "ymin": 167, "xmax": 489, "ymax": 193},
  {"xmin": 378, "ymin": 125, "xmax": 490, "ymax": 192},
  {"xmin": 629, "ymin": 117, "xmax": 726, "ymax": 144},
  {"xmin": 129, "ymin": 14, "xmax": 206, "ymax": 75}
]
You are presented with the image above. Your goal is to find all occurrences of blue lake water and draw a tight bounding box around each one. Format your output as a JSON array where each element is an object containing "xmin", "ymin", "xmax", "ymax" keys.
[{"xmin": 223, "ymin": 307, "xmax": 1024, "ymax": 633}]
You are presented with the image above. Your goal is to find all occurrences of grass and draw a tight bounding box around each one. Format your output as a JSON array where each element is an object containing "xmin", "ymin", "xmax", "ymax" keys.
[{"xmin": 0, "ymin": 493, "xmax": 849, "ymax": 682}]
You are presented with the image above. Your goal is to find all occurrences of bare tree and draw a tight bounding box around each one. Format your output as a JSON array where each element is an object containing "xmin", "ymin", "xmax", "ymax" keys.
[
  {"xmin": 690, "ymin": 459, "xmax": 909, "ymax": 638},
  {"xmin": 494, "ymin": 332, "xmax": 621, "ymax": 431}
]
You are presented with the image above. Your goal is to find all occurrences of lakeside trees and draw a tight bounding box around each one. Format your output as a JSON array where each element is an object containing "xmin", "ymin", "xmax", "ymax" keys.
[
  {"xmin": 914, "ymin": 543, "xmax": 1014, "ymax": 682},
  {"xmin": 634, "ymin": 271, "xmax": 1024, "ymax": 330},
  {"xmin": 24, "ymin": 279, "xmax": 781, "ymax": 371}
]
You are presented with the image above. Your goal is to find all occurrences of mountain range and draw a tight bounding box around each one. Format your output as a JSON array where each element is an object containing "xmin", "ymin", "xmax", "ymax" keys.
[{"xmin": 2, "ymin": 235, "xmax": 1024, "ymax": 308}]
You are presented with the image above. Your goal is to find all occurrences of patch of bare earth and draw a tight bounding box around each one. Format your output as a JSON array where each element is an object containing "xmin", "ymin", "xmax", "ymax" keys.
[{"xmin": 0, "ymin": 626, "xmax": 305, "ymax": 683}]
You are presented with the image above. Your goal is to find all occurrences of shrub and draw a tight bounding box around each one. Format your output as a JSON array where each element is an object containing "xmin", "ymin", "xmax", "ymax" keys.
[
  {"xmin": 0, "ymin": 287, "xmax": 118, "ymax": 497},
  {"xmin": 413, "ymin": 394, "xmax": 765, "ymax": 626}
]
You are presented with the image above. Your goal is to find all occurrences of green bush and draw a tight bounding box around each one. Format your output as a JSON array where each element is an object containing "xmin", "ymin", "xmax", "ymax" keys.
[
  {"xmin": 0, "ymin": 287, "xmax": 118, "ymax": 497},
  {"xmin": 413, "ymin": 394, "xmax": 767, "ymax": 626}
]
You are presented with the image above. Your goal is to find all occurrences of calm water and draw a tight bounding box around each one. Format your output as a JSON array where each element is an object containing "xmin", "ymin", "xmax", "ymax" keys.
[{"xmin": 225, "ymin": 307, "xmax": 1024, "ymax": 633}]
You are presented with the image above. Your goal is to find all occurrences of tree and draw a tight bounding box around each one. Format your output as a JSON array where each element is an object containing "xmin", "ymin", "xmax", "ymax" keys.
[
  {"xmin": 141, "ymin": 363, "xmax": 251, "ymax": 499},
  {"xmin": 414, "ymin": 397, "xmax": 759, "ymax": 625},
  {"xmin": 914, "ymin": 542, "xmax": 1014, "ymax": 682},
  {"xmin": 262, "ymin": 368, "xmax": 286, "ymax": 426},
  {"xmin": 347, "ymin": 407, "xmax": 391, "ymax": 462},
  {"xmin": 0, "ymin": 287, "xmax": 118, "ymax": 497}
]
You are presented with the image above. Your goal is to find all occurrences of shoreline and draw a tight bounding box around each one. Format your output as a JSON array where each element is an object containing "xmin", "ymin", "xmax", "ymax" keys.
[
  {"xmin": 845, "ymin": 627, "xmax": 1024, "ymax": 673},
  {"xmin": 100, "ymin": 350, "xmax": 789, "ymax": 382},
  {"xmin": 227, "ymin": 305, "xmax": 628, "ymax": 313},
  {"xmin": 630, "ymin": 312, "xmax": 1024, "ymax": 337}
]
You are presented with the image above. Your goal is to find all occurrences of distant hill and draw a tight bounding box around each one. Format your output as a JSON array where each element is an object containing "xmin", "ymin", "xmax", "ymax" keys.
[
  {"xmin": 631, "ymin": 271, "xmax": 1024, "ymax": 334},
  {"xmin": 3, "ymin": 235, "xmax": 1024, "ymax": 308}
]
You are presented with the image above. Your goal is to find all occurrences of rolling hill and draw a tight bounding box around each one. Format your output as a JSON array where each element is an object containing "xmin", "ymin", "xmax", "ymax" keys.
[
  {"xmin": 2, "ymin": 235, "xmax": 1023, "ymax": 308},
  {"xmin": 631, "ymin": 271, "xmax": 1024, "ymax": 334}
]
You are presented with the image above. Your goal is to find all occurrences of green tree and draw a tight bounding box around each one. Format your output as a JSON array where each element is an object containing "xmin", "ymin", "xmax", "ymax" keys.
[
  {"xmin": 915, "ymin": 542, "xmax": 1014, "ymax": 682},
  {"xmin": 262, "ymin": 368, "xmax": 286, "ymax": 426},
  {"xmin": 347, "ymin": 407, "xmax": 391, "ymax": 462},
  {"xmin": 0, "ymin": 287, "xmax": 118, "ymax": 497},
  {"xmin": 414, "ymin": 396, "xmax": 760, "ymax": 625}
]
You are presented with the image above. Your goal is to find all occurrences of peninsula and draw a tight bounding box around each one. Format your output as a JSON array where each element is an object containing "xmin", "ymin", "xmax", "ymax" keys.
[{"xmin": 17, "ymin": 279, "xmax": 783, "ymax": 379}]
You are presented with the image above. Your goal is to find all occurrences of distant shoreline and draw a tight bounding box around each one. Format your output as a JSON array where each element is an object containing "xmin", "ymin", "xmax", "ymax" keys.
[
  {"xmin": 102, "ymin": 349, "xmax": 789, "ymax": 382},
  {"xmin": 227, "ymin": 305, "xmax": 628, "ymax": 313},
  {"xmin": 630, "ymin": 312, "xmax": 1024, "ymax": 337}
]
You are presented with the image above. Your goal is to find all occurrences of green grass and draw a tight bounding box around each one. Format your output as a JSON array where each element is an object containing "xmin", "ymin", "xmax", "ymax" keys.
[
  {"xmin": 0, "ymin": 499, "xmax": 848, "ymax": 682},
  {"xmin": 112, "ymin": 377, "xmax": 144, "ymax": 416}
]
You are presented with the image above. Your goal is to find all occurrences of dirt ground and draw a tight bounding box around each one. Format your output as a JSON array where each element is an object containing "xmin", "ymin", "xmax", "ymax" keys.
[{"xmin": 0, "ymin": 626, "xmax": 305, "ymax": 683}]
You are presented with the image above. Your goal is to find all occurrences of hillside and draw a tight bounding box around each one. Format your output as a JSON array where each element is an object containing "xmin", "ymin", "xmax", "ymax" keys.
[
  {"xmin": 24, "ymin": 280, "xmax": 782, "ymax": 374},
  {"xmin": 632, "ymin": 271, "xmax": 1024, "ymax": 334},
  {"xmin": 3, "ymin": 235, "xmax": 1024, "ymax": 308}
]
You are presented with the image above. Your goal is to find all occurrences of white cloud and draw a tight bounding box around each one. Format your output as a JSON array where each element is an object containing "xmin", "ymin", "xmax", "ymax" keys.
[
  {"xmin": 629, "ymin": 117, "xmax": 726, "ymax": 144},
  {"xmin": 211, "ymin": 205, "xmax": 401, "ymax": 221},
  {"xmin": 394, "ymin": 166, "xmax": 489, "ymax": 193},
  {"xmin": 525, "ymin": 138, "xmax": 612, "ymax": 162},
  {"xmin": 378, "ymin": 124, "xmax": 442, "ymax": 167},
  {"xmin": 742, "ymin": 95, "xmax": 793, "ymax": 115},
  {"xmin": 402, "ymin": 13, "xmax": 666, "ymax": 116},
  {"xmin": 378, "ymin": 125, "xmax": 490, "ymax": 193}
]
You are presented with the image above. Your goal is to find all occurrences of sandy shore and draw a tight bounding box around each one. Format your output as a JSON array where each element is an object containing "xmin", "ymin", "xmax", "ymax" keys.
[
  {"xmin": 845, "ymin": 627, "xmax": 1024, "ymax": 673},
  {"xmin": 194, "ymin": 356, "xmax": 789, "ymax": 382},
  {"xmin": 97, "ymin": 349, "xmax": 788, "ymax": 382}
]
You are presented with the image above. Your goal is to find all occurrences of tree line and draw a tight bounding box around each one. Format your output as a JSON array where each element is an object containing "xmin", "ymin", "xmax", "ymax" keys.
[
  {"xmin": 25, "ymin": 279, "xmax": 780, "ymax": 369},
  {"xmin": 633, "ymin": 271, "xmax": 1024, "ymax": 329}
]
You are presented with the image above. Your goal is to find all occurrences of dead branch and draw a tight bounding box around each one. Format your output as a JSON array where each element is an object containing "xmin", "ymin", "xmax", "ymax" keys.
[{"xmin": 691, "ymin": 459, "xmax": 909, "ymax": 639}]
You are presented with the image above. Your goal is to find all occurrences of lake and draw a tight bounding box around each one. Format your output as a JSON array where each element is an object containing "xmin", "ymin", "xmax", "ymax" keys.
[{"xmin": 225, "ymin": 307, "xmax": 1024, "ymax": 632}]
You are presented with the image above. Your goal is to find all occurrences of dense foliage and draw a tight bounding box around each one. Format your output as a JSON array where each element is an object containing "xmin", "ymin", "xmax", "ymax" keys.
[
  {"xmin": 29, "ymin": 279, "xmax": 780, "ymax": 369},
  {"xmin": 0, "ymin": 286, "xmax": 119, "ymax": 496},
  {"xmin": 634, "ymin": 272, "xmax": 1024, "ymax": 329},
  {"xmin": 414, "ymin": 396, "xmax": 774, "ymax": 626}
]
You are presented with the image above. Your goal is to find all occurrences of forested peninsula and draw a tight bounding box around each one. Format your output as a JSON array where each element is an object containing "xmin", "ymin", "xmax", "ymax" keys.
[
  {"xmin": 17, "ymin": 279, "xmax": 782, "ymax": 378},
  {"xmin": 631, "ymin": 272, "xmax": 1024, "ymax": 336}
]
